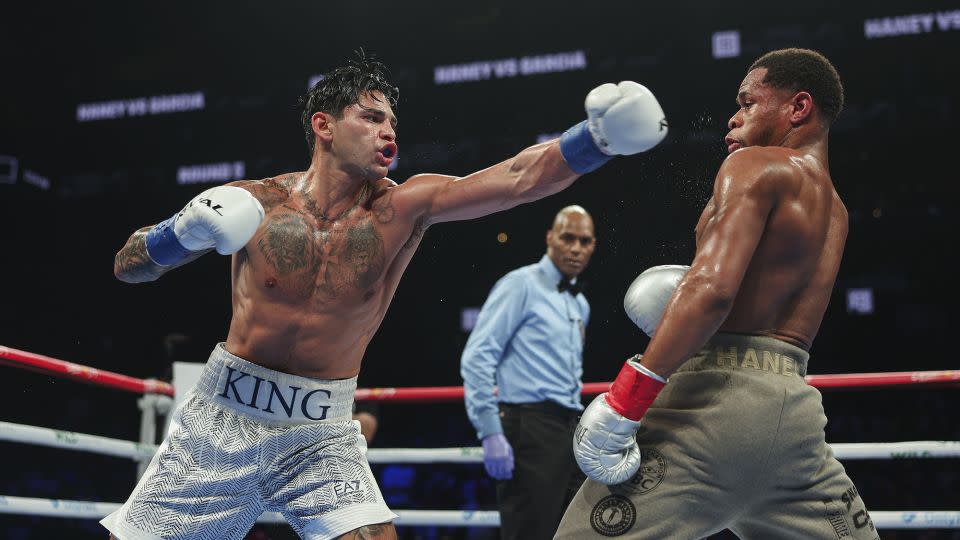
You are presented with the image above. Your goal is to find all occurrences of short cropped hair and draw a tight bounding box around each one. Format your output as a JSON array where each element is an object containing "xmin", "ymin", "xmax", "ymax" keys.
[
  {"xmin": 299, "ymin": 49, "xmax": 399, "ymax": 156},
  {"xmin": 749, "ymin": 48, "xmax": 844, "ymax": 124}
]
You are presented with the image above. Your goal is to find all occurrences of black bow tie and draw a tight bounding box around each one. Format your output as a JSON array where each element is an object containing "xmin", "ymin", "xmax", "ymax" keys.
[{"xmin": 557, "ymin": 277, "xmax": 583, "ymax": 295}]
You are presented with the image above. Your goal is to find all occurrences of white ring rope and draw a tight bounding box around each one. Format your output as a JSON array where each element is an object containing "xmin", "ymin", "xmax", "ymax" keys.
[
  {"xmin": 3, "ymin": 421, "xmax": 959, "ymax": 529},
  {"xmin": 367, "ymin": 447, "xmax": 484, "ymax": 463},
  {"xmin": 0, "ymin": 496, "xmax": 957, "ymax": 529},
  {"xmin": 0, "ymin": 421, "xmax": 156, "ymax": 460},
  {"xmin": 3, "ymin": 421, "xmax": 960, "ymax": 462},
  {"xmin": 257, "ymin": 509, "xmax": 501, "ymax": 527},
  {"xmin": 0, "ymin": 496, "xmax": 501, "ymax": 527}
]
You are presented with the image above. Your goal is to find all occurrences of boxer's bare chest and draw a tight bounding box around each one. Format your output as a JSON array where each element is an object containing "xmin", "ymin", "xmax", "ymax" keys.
[{"xmin": 245, "ymin": 182, "xmax": 398, "ymax": 304}]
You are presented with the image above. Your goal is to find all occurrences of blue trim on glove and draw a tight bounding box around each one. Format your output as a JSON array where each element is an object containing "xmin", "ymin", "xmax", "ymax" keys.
[
  {"xmin": 559, "ymin": 120, "xmax": 612, "ymax": 174},
  {"xmin": 145, "ymin": 214, "xmax": 192, "ymax": 266}
]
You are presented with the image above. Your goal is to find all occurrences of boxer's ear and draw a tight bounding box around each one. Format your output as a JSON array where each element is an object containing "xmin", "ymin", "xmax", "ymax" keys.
[
  {"xmin": 789, "ymin": 91, "xmax": 813, "ymax": 125},
  {"xmin": 313, "ymin": 112, "xmax": 334, "ymax": 143}
]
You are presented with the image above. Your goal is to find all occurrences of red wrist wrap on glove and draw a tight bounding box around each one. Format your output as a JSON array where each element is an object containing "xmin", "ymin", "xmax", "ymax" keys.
[{"xmin": 604, "ymin": 361, "xmax": 666, "ymax": 421}]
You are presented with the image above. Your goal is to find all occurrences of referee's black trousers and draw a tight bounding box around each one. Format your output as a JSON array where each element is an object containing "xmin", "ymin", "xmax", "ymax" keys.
[{"xmin": 496, "ymin": 401, "xmax": 585, "ymax": 540}]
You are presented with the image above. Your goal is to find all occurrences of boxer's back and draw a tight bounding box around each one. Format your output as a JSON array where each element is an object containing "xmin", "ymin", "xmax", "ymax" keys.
[{"xmin": 718, "ymin": 148, "xmax": 848, "ymax": 350}]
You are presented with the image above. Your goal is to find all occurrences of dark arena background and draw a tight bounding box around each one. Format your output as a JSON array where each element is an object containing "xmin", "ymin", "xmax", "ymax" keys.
[{"xmin": 2, "ymin": 1, "xmax": 958, "ymax": 538}]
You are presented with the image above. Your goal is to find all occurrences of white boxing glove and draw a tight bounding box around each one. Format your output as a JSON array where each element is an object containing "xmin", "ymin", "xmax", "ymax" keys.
[
  {"xmin": 586, "ymin": 81, "xmax": 668, "ymax": 156},
  {"xmin": 559, "ymin": 81, "xmax": 668, "ymax": 174},
  {"xmin": 623, "ymin": 265, "xmax": 689, "ymax": 336},
  {"xmin": 574, "ymin": 356, "xmax": 667, "ymax": 485},
  {"xmin": 145, "ymin": 185, "xmax": 265, "ymax": 266}
]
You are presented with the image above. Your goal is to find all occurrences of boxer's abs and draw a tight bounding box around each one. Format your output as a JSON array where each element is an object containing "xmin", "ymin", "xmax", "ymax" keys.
[
  {"xmin": 225, "ymin": 307, "xmax": 379, "ymax": 379},
  {"xmin": 225, "ymin": 251, "xmax": 402, "ymax": 379}
]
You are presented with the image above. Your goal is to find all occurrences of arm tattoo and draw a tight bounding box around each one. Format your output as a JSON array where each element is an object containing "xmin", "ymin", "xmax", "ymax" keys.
[
  {"xmin": 371, "ymin": 189, "xmax": 396, "ymax": 224},
  {"xmin": 402, "ymin": 216, "xmax": 428, "ymax": 251},
  {"xmin": 114, "ymin": 230, "xmax": 165, "ymax": 283},
  {"xmin": 114, "ymin": 227, "xmax": 208, "ymax": 283}
]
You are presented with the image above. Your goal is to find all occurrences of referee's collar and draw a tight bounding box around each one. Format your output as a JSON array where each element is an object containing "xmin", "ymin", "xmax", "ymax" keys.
[{"xmin": 537, "ymin": 254, "xmax": 577, "ymax": 287}]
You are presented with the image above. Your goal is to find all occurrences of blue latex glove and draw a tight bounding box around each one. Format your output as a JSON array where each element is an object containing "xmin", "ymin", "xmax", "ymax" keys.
[{"xmin": 481, "ymin": 433, "xmax": 514, "ymax": 480}]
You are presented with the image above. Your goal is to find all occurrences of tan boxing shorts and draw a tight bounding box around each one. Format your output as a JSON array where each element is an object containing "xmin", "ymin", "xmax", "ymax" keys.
[{"xmin": 556, "ymin": 333, "xmax": 879, "ymax": 539}]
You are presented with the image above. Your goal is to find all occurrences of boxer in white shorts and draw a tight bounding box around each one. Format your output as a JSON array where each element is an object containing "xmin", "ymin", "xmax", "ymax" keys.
[
  {"xmin": 102, "ymin": 344, "xmax": 393, "ymax": 539},
  {"xmin": 109, "ymin": 50, "xmax": 667, "ymax": 538}
]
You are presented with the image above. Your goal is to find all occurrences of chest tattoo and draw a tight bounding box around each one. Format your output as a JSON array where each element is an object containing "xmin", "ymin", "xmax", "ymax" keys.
[
  {"xmin": 258, "ymin": 213, "xmax": 320, "ymax": 296},
  {"xmin": 343, "ymin": 221, "xmax": 385, "ymax": 289},
  {"xmin": 317, "ymin": 236, "xmax": 341, "ymax": 288},
  {"xmin": 259, "ymin": 214, "xmax": 316, "ymax": 272},
  {"xmin": 258, "ymin": 212, "xmax": 386, "ymax": 298}
]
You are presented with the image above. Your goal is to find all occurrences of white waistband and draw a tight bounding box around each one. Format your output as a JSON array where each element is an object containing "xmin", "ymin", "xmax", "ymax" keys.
[{"xmin": 194, "ymin": 343, "xmax": 356, "ymax": 425}]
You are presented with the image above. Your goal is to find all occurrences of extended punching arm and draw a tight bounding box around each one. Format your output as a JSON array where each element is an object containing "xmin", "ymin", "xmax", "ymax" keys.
[{"xmin": 114, "ymin": 186, "xmax": 264, "ymax": 283}]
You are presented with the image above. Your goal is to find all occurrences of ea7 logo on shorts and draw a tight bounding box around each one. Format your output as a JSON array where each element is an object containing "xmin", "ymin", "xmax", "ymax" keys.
[
  {"xmin": 333, "ymin": 480, "xmax": 365, "ymax": 499},
  {"xmin": 590, "ymin": 495, "xmax": 636, "ymax": 537}
]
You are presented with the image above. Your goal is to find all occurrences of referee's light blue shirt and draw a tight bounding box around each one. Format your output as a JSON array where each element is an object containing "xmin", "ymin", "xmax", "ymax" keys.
[{"xmin": 461, "ymin": 255, "xmax": 590, "ymax": 440}]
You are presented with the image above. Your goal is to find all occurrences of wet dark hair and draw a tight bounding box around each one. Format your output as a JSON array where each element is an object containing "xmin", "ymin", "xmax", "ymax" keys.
[
  {"xmin": 749, "ymin": 48, "xmax": 844, "ymax": 125},
  {"xmin": 299, "ymin": 49, "xmax": 399, "ymax": 155}
]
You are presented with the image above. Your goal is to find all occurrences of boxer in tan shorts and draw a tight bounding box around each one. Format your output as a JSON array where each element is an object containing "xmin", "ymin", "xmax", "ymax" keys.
[
  {"xmin": 561, "ymin": 331, "xmax": 875, "ymax": 538},
  {"xmin": 560, "ymin": 48, "xmax": 879, "ymax": 538}
]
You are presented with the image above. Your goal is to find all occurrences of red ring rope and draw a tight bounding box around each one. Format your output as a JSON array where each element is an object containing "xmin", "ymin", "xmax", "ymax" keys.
[
  {"xmin": 356, "ymin": 371, "xmax": 960, "ymax": 403},
  {"xmin": 0, "ymin": 345, "xmax": 175, "ymax": 397},
  {"xmin": 3, "ymin": 344, "xmax": 958, "ymax": 401}
]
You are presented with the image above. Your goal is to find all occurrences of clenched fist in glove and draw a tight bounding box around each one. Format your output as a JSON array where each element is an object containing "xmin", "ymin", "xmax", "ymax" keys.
[
  {"xmin": 573, "ymin": 356, "xmax": 667, "ymax": 485},
  {"xmin": 146, "ymin": 185, "xmax": 265, "ymax": 266},
  {"xmin": 559, "ymin": 81, "xmax": 668, "ymax": 174}
]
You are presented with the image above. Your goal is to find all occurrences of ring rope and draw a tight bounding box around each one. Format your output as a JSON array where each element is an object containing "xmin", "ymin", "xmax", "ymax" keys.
[
  {"xmin": 3, "ymin": 345, "xmax": 959, "ymax": 401},
  {"xmin": 3, "ymin": 421, "xmax": 959, "ymax": 462},
  {"xmin": 0, "ymin": 496, "xmax": 501, "ymax": 527},
  {"xmin": 0, "ymin": 345, "xmax": 174, "ymax": 396},
  {"xmin": 3, "ymin": 347, "xmax": 958, "ymax": 530},
  {"xmin": 0, "ymin": 345, "xmax": 960, "ymax": 529},
  {"xmin": 0, "ymin": 495, "xmax": 956, "ymax": 529},
  {"xmin": 0, "ymin": 421, "xmax": 157, "ymax": 460},
  {"xmin": 356, "ymin": 370, "xmax": 960, "ymax": 403}
]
